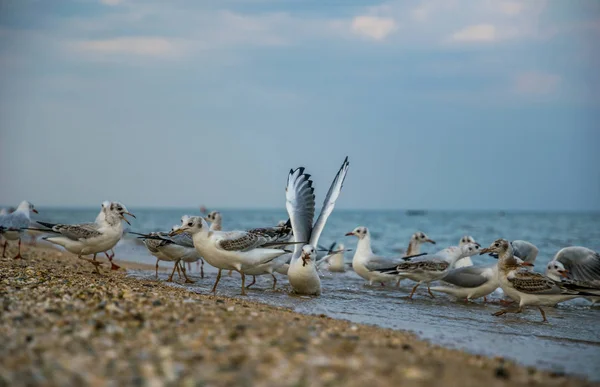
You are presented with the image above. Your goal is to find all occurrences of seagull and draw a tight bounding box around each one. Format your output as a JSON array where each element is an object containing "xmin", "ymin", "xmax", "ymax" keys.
[
  {"xmin": 480, "ymin": 239, "xmax": 595, "ymax": 322},
  {"xmin": 170, "ymin": 215, "xmax": 294, "ymax": 295},
  {"xmin": 456, "ymin": 236, "xmax": 476, "ymax": 268},
  {"xmin": 205, "ymin": 211, "xmax": 223, "ymax": 231},
  {"xmin": 546, "ymin": 246, "xmax": 600, "ymax": 284},
  {"xmin": 34, "ymin": 202, "xmax": 135, "ymax": 273},
  {"xmin": 431, "ymin": 240, "xmax": 539, "ymax": 302},
  {"xmin": 405, "ymin": 232, "xmax": 436, "ymax": 256},
  {"xmin": 346, "ymin": 226, "xmax": 414, "ymax": 286},
  {"xmin": 136, "ymin": 229, "xmax": 196, "ymax": 283},
  {"xmin": 545, "ymin": 246, "xmax": 600, "ymax": 304},
  {"xmin": 93, "ymin": 201, "xmax": 122, "ymax": 270},
  {"xmin": 0, "ymin": 201, "xmax": 38, "ymax": 259},
  {"xmin": 285, "ymin": 157, "xmax": 350, "ymax": 296},
  {"xmin": 318, "ymin": 242, "xmax": 347, "ymax": 273},
  {"xmin": 395, "ymin": 232, "xmax": 436, "ymax": 286},
  {"xmin": 376, "ymin": 243, "xmax": 481, "ymax": 299},
  {"xmin": 169, "ymin": 217, "xmax": 205, "ymax": 279}
]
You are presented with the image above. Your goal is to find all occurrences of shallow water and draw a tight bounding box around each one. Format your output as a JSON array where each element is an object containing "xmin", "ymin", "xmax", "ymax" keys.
[{"xmin": 37, "ymin": 208, "xmax": 600, "ymax": 380}]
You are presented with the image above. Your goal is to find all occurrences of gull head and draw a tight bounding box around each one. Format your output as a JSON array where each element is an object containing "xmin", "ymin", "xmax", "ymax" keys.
[
  {"xmin": 480, "ymin": 239, "xmax": 510, "ymax": 256},
  {"xmin": 301, "ymin": 245, "xmax": 316, "ymax": 267},
  {"xmin": 546, "ymin": 261, "xmax": 569, "ymax": 279},
  {"xmin": 172, "ymin": 216, "xmax": 208, "ymax": 236},
  {"xmin": 106, "ymin": 202, "xmax": 136, "ymax": 225},
  {"xmin": 205, "ymin": 211, "xmax": 222, "ymax": 223},
  {"xmin": 345, "ymin": 226, "xmax": 369, "ymax": 240},
  {"xmin": 18, "ymin": 201, "xmax": 38, "ymax": 214},
  {"xmin": 411, "ymin": 231, "xmax": 435, "ymax": 245},
  {"xmin": 459, "ymin": 235, "xmax": 476, "ymax": 247},
  {"xmin": 458, "ymin": 242, "xmax": 481, "ymax": 258}
]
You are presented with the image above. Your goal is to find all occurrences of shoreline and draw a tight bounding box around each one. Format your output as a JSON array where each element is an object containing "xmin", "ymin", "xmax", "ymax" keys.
[{"xmin": 1, "ymin": 245, "xmax": 597, "ymax": 386}]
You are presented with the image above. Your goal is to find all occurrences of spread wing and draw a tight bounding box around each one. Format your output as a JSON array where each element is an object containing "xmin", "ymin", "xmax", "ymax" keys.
[
  {"xmin": 554, "ymin": 246, "xmax": 600, "ymax": 284},
  {"xmin": 37, "ymin": 221, "xmax": 102, "ymax": 241},
  {"xmin": 511, "ymin": 240, "xmax": 539, "ymax": 264},
  {"xmin": 310, "ymin": 156, "xmax": 349, "ymax": 248},
  {"xmin": 442, "ymin": 265, "xmax": 495, "ymax": 288},
  {"xmin": 285, "ymin": 167, "xmax": 315, "ymax": 255}
]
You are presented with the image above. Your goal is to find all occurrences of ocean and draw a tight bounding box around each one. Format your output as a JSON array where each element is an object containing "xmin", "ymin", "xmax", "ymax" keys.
[{"xmin": 33, "ymin": 208, "xmax": 600, "ymax": 380}]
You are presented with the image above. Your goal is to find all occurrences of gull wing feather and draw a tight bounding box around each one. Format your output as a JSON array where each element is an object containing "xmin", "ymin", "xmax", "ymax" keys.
[
  {"xmin": 553, "ymin": 246, "xmax": 600, "ymax": 284},
  {"xmin": 309, "ymin": 156, "xmax": 349, "ymax": 248},
  {"xmin": 37, "ymin": 221, "xmax": 102, "ymax": 241},
  {"xmin": 0, "ymin": 212, "xmax": 30, "ymax": 230},
  {"xmin": 285, "ymin": 167, "xmax": 315, "ymax": 256},
  {"xmin": 511, "ymin": 240, "xmax": 539, "ymax": 264},
  {"xmin": 442, "ymin": 265, "xmax": 495, "ymax": 288}
]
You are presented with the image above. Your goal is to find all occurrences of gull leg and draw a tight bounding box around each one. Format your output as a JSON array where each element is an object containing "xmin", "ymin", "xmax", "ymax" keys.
[
  {"xmin": 2, "ymin": 240, "xmax": 7, "ymax": 258},
  {"xmin": 167, "ymin": 260, "xmax": 179, "ymax": 282},
  {"xmin": 396, "ymin": 278, "xmax": 401, "ymax": 288},
  {"xmin": 538, "ymin": 307, "xmax": 548, "ymax": 323},
  {"xmin": 211, "ymin": 269, "xmax": 222, "ymax": 294},
  {"xmin": 181, "ymin": 262, "xmax": 195, "ymax": 284},
  {"xmin": 427, "ymin": 284, "xmax": 435, "ymax": 298},
  {"xmin": 13, "ymin": 239, "xmax": 23, "ymax": 259},
  {"xmin": 78, "ymin": 254, "xmax": 102, "ymax": 274},
  {"xmin": 483, "ymin": 296, "xmax": 488, "ymax": 303},
  {"xmin": 499, "ymin": 299, "xmax": 514, "ymax": 306},
  {"xmin": 187, "ymin": 262, "xmax": 191, "ymax": 272},
  {"xmin": 200, "ymin": 259, "xmax": 204, "ymax": 279},
  {"xmin": 104, "ymin": 250, "xmax": 120, "ymax": 270},
  {"xmin": 155, "ymin": 259, "xmax": 159, "ymax": 278},
  {"xmin": 409, "ymin": 283, "xmax": 420, "ymax": 299},
  {"xmin": 93, "ymin": 253, "xmax": 97, "ymax": 261},
  {"xmin": 228, "ymin": 270, "xmax": 233, "ymax": 277},
  {"xmin": 240, "ymin": 272, "xmax": 247, "ymax": 296},
  {"xmin": 175, "ymin": 262, "xmax": 183, "ymax": 280},
  {"xmin": 246, "ymin": 276, "xmax": 256, "ymax": 289},
  {"xmin": 271, "ymin": 274, "xmax": 277, "ymax": 290}
]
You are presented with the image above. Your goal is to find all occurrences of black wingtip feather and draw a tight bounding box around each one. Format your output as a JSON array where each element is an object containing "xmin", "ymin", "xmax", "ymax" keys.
[{"xmin": 36, "ymin": 221, "xmax": 58, "ymax": 229}]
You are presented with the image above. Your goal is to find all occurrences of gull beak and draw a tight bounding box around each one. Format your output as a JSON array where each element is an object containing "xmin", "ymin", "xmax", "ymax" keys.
[
  {"xmin": 344, "ymin": 232, "xmax": 355, "ymax": 236},
  {"xmin": 301, "ymin": 252, "xmax": 310, "ymax": 267},
  {"xmin": 170, "ymin": 228, "xmax": 184, "ymax": 236},
  {"xmin": 558, "ymin": 269, "xmax": 569, "ymax": 278},
  {"xmin": 479, "ymin": 247, "xmax": 491, "ymax": 255},
  {"xmin": 120, "ymin": 211, "xmax": 136, "ymax": 225},
  {"xmin": 32, "ymin": 209, "xmax": 39, "ymax": 214},
  {"xmin": 425, "ymin": 239, "xmax": 436, "ymax": 244}
]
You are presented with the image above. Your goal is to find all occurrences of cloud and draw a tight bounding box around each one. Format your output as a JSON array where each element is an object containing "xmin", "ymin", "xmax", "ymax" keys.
[
  {"xmin": 351, "ymin": 16, "xmax": 397, "ymax": 40},
  {"xmin": 450, "ymin": 24, "xmax": 497, "ymax": 42},
  {"xmin": 71, "ymin": 37, "xmax": 181, "ymax": 57},
  {"xmin": 514, "ymin": 72, "xmax": 561, "ymax": 95}
]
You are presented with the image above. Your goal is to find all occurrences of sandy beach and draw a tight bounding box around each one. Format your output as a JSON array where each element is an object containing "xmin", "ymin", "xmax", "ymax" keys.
[{"xmin": 0, "ymin": 244, "xmax": 597, "ymax": 387}]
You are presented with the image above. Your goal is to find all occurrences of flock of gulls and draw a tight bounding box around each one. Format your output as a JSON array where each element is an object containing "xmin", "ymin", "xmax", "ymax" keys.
[{"xmin": 2, "ymin": 156, "xmax": 600, "ymax": 323}]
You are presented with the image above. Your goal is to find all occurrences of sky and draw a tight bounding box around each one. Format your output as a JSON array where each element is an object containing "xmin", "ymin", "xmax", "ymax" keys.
[{"xmin": 0, "ymin": 0, "xmax": 599, "ymax": 211}]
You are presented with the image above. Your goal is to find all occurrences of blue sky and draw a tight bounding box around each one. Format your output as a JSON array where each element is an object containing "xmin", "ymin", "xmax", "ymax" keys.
[{"xmin": 0, "ymin": 0, "xmax": 598, "ymax": 211}]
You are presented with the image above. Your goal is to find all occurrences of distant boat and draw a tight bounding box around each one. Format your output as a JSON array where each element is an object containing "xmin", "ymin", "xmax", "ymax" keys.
[{"xmin": 406, "ymin": 210, "xmax": 427, "ymax": 216}]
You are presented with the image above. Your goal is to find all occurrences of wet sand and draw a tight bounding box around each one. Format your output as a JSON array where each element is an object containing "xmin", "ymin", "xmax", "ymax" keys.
[{"xmin": 0, "ymin": 245, "xmax": 597, "ymax": 386}]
